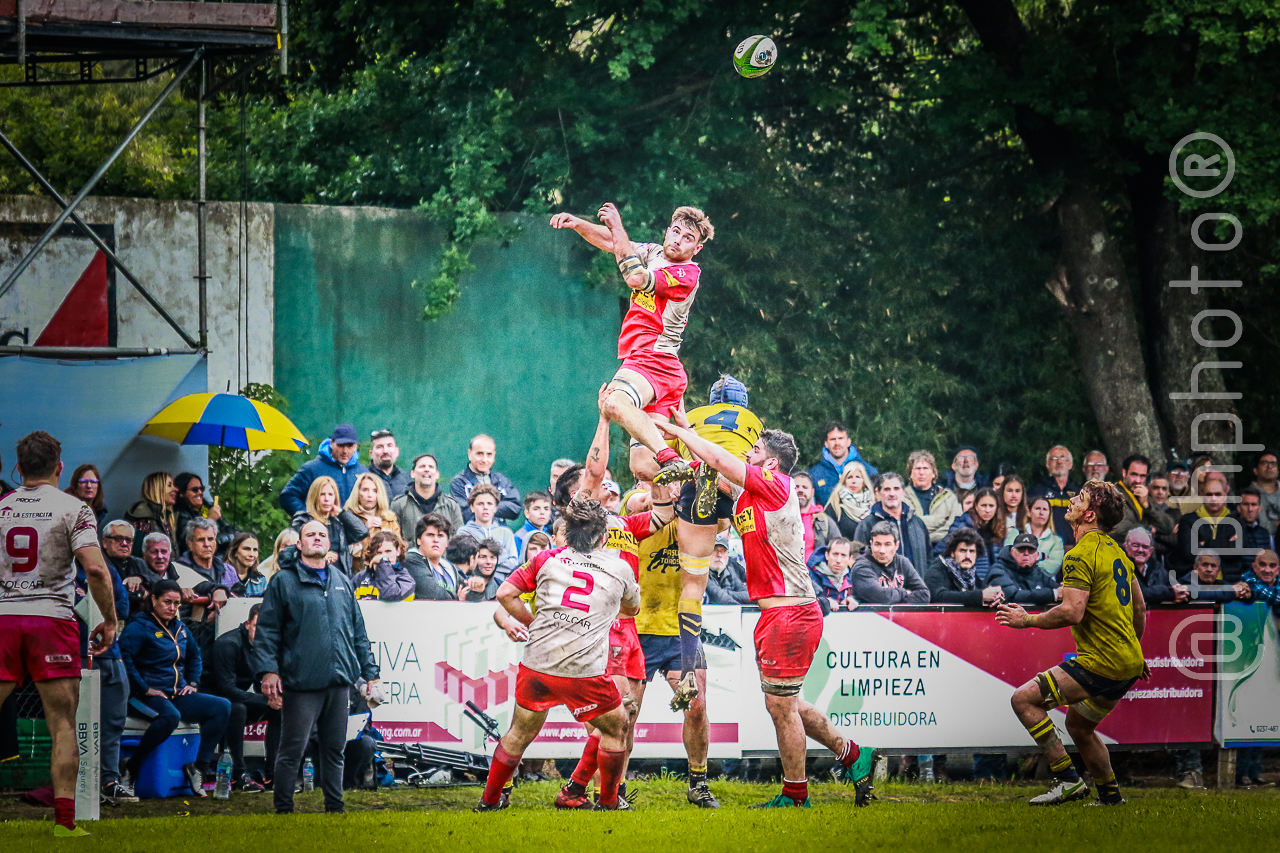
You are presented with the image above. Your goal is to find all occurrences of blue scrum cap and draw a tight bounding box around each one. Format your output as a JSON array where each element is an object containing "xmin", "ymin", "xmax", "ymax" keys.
[{"xmin": 708, "ymin": 374, "xmax": 749, "ymax": 407}]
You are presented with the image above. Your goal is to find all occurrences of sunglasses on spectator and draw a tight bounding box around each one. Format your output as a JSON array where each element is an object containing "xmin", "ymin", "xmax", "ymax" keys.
[
  {"xmin": 103, "ymin": 535, "xmax": 133, "ymax": 543},
  {"xmin": 371, "ymin": 429, "xmax": 394, "ymax": 440}
]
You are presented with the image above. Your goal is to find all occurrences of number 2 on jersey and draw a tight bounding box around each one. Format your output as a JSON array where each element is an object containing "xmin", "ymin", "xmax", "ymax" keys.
[
  {"xmin": 1112, "ymin": 559, "xmax": 1131, "ymax": 606},
  {"xmin": 4, "ymin": 527, "xmax": 40, "ymax": 573},
  {"xmin": 561, "ymin": 571, "xmax": 595, "ymax": 612}
]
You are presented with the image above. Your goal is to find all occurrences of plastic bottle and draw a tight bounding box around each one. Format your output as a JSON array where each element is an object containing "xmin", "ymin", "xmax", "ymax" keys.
[
  {"xmin": 303, "ymin": 758, "xmax": 315, "ymax": 792},
  {"xmin": 918, "ymin": 754, "xmax": 935, "ymax": 783},
  {"xmin": 214, "ymin": 750, "xmax": 233, "ymax": 799}
]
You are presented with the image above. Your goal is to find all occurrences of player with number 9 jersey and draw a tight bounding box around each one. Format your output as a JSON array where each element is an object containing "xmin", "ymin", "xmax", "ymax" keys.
[
  {"xmin": 1059, "ymin": 530, "xmax": 1145, "ymax": 682},
  {"xmin": 0, "ymin": 483, "xmax": 100, "ymax": 682}
]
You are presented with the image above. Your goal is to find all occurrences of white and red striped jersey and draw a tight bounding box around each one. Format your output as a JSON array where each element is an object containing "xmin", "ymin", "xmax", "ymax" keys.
[
  {"xmin": 507, "ymin": 547, "xmax": 640, "ymax": 678},
  {"xmin": 730, "ymin": 466, "xmax": 816, "ymax": 601},
  {"xmin": 0, "ymin": 485, "xmax": 100, "ymax": 621}
]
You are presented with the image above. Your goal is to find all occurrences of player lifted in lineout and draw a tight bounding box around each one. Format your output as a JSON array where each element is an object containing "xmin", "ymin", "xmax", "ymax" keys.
[
  {"xmin": 655, "ymin": 420, "xmax": 878, "ymax": 808},
  {"xmin": 474, "ymin": 498, "xmax": 641, "ymax": 812},
  {"xmin": 662, "ymin": 377, "xmax": 762, "ymax": 711},
  {"xmin": 0, "ymin": 431, "xmax": 117, "ymax": 836},
  {"xmin": 550, "ymin": 203, "xmax": 713, "ymax": 486},
  {"xmin": 997, "ymin": 481, "xmax": 1149, "ymax": 807}
]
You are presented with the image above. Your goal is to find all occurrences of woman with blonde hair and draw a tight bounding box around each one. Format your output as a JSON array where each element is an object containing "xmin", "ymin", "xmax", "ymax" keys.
[
  {"xmin": 291, "ymin": 475, "xmax": 368, "ymax": 576},
  {"xmin": 345, "ymin": 472, "xmax": 401, "ymax": 574},
  {"xmin": 824, "ymin": 461, "xmax": 874, "ymax": 538},
  {"xmin": 125, "ymin": 471, "xmax": 178, "ymax": 557},
  {"xmin": 258, "ymin": 528, "xmax": 299, "ymax": 581}
]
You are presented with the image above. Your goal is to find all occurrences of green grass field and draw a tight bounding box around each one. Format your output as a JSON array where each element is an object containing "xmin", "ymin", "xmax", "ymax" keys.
[{"xmin": 2, "ymin": 779, "xmax": 1277, "ymax": 852}]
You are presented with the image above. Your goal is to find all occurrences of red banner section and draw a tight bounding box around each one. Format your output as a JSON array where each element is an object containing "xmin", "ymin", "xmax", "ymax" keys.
[{"xmin": 885, "ymin": 608, "xmax": 1214, "ymax": 745}]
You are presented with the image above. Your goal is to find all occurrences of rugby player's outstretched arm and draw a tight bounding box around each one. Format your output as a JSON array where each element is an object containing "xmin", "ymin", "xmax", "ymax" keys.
[
  {"xmin": 654, "ymin": 421, "xmax": 747, "ymax": 488},
  {"xmin": 598, "ymin": 203, "xmax": 650, "ymax": 291},
  {"xmin": 497, "ymin": 582, "xmax": 535, "ymax": 627},
  {"xmin": 578, "ymin": 404, "xmax": 610, "ymax": 501},
  {"xmin": 997, "ymin": 587, "xmax": 1088, "ymax": 630},
  {"xmin": 549, "ymin": 212, "xmax": 615, "ymax": 252}
]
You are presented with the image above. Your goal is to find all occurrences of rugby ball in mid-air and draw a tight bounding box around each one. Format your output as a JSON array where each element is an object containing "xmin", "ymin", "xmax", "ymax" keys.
[{"xmin": 733, "ymin": 35, "xmax": 776, "ymax": 79}]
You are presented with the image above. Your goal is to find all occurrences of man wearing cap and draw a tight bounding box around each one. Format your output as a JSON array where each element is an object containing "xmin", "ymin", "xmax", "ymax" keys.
[
  {"xmin": 984, "ymin": 533, "xmax": 1062, "ymax": 606},
  {"xmin": 1165, "ymin": 460, "xmax": 1198, "ymax": 515},
  {"xmin": 600, "ymin": 479, "xmax": 623, "ymax": 514},
  {"xmin": 280, "ymin": 424, "xmax": 370, "ymax": 515},
  {"xmin": 705, "ymin": 534, "xmax": 750, "ymax": 605},
  {"xmin": 942, "ymin": 446, "xmax": 989, "ymax": 495},
  {"xmin": 368, "ymin": 429, "xmax": 411, "ymax": 499}
]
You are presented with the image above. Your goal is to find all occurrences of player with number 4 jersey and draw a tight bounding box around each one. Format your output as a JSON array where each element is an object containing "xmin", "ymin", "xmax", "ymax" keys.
[{"xmin": 997, "ymin": 480, "xmax": 1148, "ymax": 809}]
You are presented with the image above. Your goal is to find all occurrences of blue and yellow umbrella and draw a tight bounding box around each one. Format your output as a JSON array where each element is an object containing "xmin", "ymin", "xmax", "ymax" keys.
[{"xmin": 141, "ymin": 393, "xmax": 309, "ymax": 452}]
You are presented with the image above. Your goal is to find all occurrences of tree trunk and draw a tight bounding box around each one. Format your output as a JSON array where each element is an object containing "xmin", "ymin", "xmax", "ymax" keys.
[
  {"xmin": 1130, "ymin": 163, "xmax": 1234, "ymax": 462},
  {"xmin": 1044, "ymin": 180, "xmax": 1168, "ymax": 464}
]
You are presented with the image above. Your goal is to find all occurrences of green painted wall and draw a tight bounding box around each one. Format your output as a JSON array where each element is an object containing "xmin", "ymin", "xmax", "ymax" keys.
[{"xmin": 273, "ymin": 206, "xmax": 620, "ymax": 497}]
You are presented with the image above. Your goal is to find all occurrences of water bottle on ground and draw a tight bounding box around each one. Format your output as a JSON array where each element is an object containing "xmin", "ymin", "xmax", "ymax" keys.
[
  {"xmin": 214, "ymin": 750, "xmax": 233, "ymax": 799},
  {"xmin": 919, "ymin": 754, "xmax": 935, "ymax": 783},
  {"xmin": 303, "ymin": 758, "xmax": 315, "ymax": 792}
]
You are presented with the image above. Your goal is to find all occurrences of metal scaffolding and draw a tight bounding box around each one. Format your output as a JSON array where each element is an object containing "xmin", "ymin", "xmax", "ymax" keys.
[{"xmin": 0, "ymin": 1, "xmax": 282, "ymax": 357}]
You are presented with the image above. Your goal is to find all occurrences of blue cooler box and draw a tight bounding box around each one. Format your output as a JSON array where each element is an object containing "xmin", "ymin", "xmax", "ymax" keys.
[{"xmin": 121, "ymin": 720, "xmax": 200, "ymax": 799}]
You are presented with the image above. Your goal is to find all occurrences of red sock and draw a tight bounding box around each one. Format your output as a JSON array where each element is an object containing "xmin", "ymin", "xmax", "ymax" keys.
[
  {"xmin": 782, "ymin": 778, "xmax": 808, "ymax": 805},
  {"xmin": 53, "ymin": 797, "xmax": 75, "ymax": 830},
  {"xmin": 837, "ymin": 739, "xmax": 861, "ymax": 768},
  {"xmin": 597, "ymin": 747, "xmax": 627, "ymax": 807},
  {"xmin": 655, "ymin": 447, "xmax": 680, "ymax": 465},
  {"xmin": 570, "ymin": 734, "xmax": 601, "ymax": 788},
  {"xmin": 482, "ymin": 744, "xmax": 521, "ymax": 805}
]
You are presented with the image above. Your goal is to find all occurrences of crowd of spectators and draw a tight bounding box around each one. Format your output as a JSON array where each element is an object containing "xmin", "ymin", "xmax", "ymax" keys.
[{"xmin": 7, "ymin": 421, "xmax": 1280, "ymax": 803}]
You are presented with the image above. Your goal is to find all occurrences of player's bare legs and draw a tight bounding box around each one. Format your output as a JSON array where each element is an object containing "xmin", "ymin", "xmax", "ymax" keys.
[
  {"xmin": 662, "ymin": 668, "xmax": 710, "ymax": 770},
  {"xmin": 671, "ymin": 519, "xmax": 714, "ymax": 710},
  {"xmin": 33, "ymin": 678, "xmax": 82, "ymax": 803},
  {"xmin": 600, "ymin": 370, "xmax": 692, "ymax": 485},
  {"xmin": 762, "ymin": 689, "xmax": 809, "ymax": 795},
  {"xmin": 1011, "ymin": 665, "xmax": 1120, "ymax": 805}
]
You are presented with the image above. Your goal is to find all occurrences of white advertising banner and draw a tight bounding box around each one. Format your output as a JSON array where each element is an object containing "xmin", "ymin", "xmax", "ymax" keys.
[
  {"xmin": 75, "ymin": 668, "xmax": 100, "ymax": 822},
  {"xmin": 1216, "ymin": 602, "xmax": 1280, "ymax": 747}
]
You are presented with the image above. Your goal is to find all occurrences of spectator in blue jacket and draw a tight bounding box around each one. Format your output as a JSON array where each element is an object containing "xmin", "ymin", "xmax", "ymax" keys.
[
  {"xmin": 513, "ymin": 490, "xmax": 553, "ymax": 562},
  {"xmin": 253, "ymin": 520, "xmax": 380, "ymax": 815},
  {"xmin": 809, "ymin": 537, "xmax": 859, "ymax": 611},
  {"xmin": 450, "ymin": 434, "xmax": 521, "ymax": 523},
  {"xmin": 1234, "ymin": 487, "xmax": 1273, "ymax": 575},
  {"xmin": 279, "ymin": 424, "xmax": 369, "ymax": 516},
  {"xmin": 1242, "ymin": 549, "xmax": 1280, "ymax": 612},
  {"xmin": 983, "ymin": 533, "xmax": 1061, "ymax": 606},
  {"xmin": 941, "ymin": 445, "xmax": 990, "ymax": 494},
  {"xmin": 118, "ymin": 580, "xmax": 231, "ymax": 798},
  {"xmin": 1179, "ymin": 552, "xmax": 1252, "ymax": 603},
  {"xmin": 809, "ymin": 421, "xmax": 878, "ymax": 506}
]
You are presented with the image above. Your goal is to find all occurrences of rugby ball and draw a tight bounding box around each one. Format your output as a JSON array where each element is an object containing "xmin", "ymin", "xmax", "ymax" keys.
[{"xmin": 733, "ymin": 35, "xmax": 776, "ymax": 79}]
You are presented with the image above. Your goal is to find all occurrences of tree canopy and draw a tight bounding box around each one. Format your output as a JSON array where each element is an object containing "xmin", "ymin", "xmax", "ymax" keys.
[{"xmin": 3, "ymin": 0, "xmax": 1277, "ymax": 477}]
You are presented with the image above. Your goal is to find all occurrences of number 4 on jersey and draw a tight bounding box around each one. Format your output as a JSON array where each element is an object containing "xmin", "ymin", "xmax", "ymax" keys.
[{"xmin": 704, "ymin": 409, "xmax": 740, "ymax": 431}]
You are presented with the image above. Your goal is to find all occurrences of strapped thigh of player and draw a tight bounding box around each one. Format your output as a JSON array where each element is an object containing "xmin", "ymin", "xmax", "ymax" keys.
[
  {"xmin": 760, "ymin": 676, "xmax": 804, "ymax": 697},
  {"xmin": 1032, "ymin": 668, "xmax": 1113, "ymax": 723}
]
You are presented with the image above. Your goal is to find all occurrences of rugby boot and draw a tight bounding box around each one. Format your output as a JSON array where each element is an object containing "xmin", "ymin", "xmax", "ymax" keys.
[
  {"xmin": 473, "ymin": 798, "xmax": 509, "ymax": 812},
  {"xmin": 1029, "ymin": 778, "xmax": 1090, "ymax": 806},
  {"xmin": 554, "ymin": 784, "xmax": 594, "ymax": 810},
  {"xmin": 669, "ymin": 670, "xmax": 700, "ymax": 711},
  {"xmin": 750, "ymin": 794, "xmax": 812, "ymax": 808},
  {"xmin": 693, "ymin": 464, "xmax": 720, "ymax": 520},
  {"xmin": 838, "ymin": 747, "xmax": 879, "ymax": 807},
  {"xmin": 653, "ymin": 457, "xmax": 696, "ymax": 487},
  {"xmin": 687, "ymin": 781, "xmax": 721, "ymax": 809}
]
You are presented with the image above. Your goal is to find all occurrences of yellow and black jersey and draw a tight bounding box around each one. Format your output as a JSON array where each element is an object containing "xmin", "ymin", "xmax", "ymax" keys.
[
  {"xmin": 671, "ymin": 404, "xmax": 763, "ymax": 462},
  {"xmin": 635, "ymin": 522, "xmax": 681, "ymax": 636},
  {"xmin": 1060, "ymin": 530, "xmax": 1145, "ymax": 681}
]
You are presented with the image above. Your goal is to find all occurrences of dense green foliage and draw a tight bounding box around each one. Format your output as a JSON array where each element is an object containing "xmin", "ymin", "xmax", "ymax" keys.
[{"xmin": 4, "ymin": 1, "xmax": 1278, "ymax": 476}]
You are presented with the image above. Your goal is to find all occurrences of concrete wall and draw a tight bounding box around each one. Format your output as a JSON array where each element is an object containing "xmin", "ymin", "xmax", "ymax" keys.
[{"xmin": 0, "ymin": 195, "xmax": 273, "ymax": 394}]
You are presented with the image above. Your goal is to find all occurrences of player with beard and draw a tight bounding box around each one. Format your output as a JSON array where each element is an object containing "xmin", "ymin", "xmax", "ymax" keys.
[
  {"xmin": 997, "ymin": 480, "xmax": 1149, "ymax": 807},
  {"xmin": 655, "ymin": 422, "xmax": 878, "ymax": 808},
  {"xmin": 474, "ymin": 499, "xmax": 640, "ymax": 812},
  {"xmin": 551, "ymin": 203, "xmax": 713, "ymax": 486}
]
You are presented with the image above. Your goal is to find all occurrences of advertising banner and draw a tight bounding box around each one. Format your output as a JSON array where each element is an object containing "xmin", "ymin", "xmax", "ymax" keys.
[
  {"xmin": 219, "ymin": 601, "xmax": 1214, "ymax": 758},
  {"xmin": 738, "ymin": 609, "xmax": 1214, "ymax": 753},
  {"xmin": 1216, "ymin": 602, "xmax": 1280, "ymax": 747}
]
